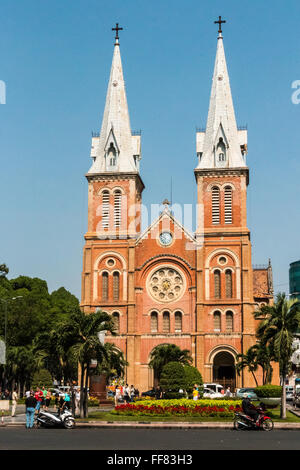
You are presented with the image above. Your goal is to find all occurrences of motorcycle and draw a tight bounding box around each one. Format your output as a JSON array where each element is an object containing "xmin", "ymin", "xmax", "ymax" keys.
[
  {"xmin": 233, "ymin": 403, "xmax": 274, "ymax": 431},
  {"xmin": 36, "ymin": 405, "xmax": 75, "ymax": 429}
]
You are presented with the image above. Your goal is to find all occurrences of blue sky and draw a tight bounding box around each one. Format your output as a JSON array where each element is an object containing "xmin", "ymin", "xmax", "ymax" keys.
[{"xmin": 0, "ymin": 0, "xmax": 299, "ymax": 299}]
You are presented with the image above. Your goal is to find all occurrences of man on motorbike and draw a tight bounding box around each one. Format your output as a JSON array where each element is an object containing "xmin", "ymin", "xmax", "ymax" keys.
[{"xmin": 242, "ymin": 393, "xmax": 259, "ymax": 425}]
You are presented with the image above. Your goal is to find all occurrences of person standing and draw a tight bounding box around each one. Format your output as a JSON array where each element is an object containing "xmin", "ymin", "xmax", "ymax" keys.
[
  {"xmin": 64, "ymin": 390, "xmax": 71, "ymax": 410},
  {"xmin": 34, "ymin": 387, "xmax": 43, "ymax": 414},
  {"xmin": 192, "ymin": 386, "xmax": 199, "ymax": 401},
  {"xmin": 225, "ymin": 387, "xmax": 231, "ymax": 397},
  {"xmin": 115, "ymin": 386, "xmax": 121, "ymax": 406},
  {"xmin": 45, "ymin": 390, "xmax": 51, "ymax": 411},
  {"xmin": 25, "ymin": 392, "xmax": 37, "ymax": 429},
  {"xmin": 11, "ymin": 388, "xmax": 18, "ymax": 417}
]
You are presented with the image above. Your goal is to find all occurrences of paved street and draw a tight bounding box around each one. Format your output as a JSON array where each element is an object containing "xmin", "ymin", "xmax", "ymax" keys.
[{"xmin": 1, "ymin": 428, "xmax": 300, "ymax": 450}]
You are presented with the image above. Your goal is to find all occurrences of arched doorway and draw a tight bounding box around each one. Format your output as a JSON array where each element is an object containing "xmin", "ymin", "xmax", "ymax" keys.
[{"xmin": 213, "ymin": 351, "xmax": 236, "ymax": 390}]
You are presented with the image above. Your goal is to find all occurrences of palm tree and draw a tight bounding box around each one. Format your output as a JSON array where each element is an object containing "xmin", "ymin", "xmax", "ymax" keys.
[
  {"xmin": 96, "ymin": 343, "xmax": 128, "ymax": 382},
  {"xmin": 236, "ymin": 346, "xmax": 259, "ymax": 387},
  {"xmin": 149, "ymin": 344, "xmax": 192, "ymax": 383},
  {"xmin": 236, "ymin": 343, "xmax": 274, "ymax": 387},
  {"xmin": 60, "ymin": 309, "xmax": 115, "ymax": 418},
  {"xmin": 254, "ymin": 293, "xmax": 300, "ymax": 419}
]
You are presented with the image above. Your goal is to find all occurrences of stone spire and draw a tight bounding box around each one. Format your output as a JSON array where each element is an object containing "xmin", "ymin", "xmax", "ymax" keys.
[
  {"xmin": 196, "ymin": 29, "xmax": 247, "ymax": 170},
  {"xmin": 88, "ymin": 31, "xmax": 140, "ymax": 174}
]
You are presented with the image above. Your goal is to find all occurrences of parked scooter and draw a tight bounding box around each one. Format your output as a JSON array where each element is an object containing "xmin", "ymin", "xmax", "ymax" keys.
[
  {"xmin": 233, "ymin": 403, "xmax": 274, "ymax": 431},
  {"xmin": 36, "ymin": 405, "xmax": 75, "ymax": 429}
]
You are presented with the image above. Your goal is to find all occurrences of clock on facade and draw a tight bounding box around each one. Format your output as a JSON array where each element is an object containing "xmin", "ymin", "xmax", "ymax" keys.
[{"xmin": 159, "ymin": 232, "xmax": 173, "ymax": 246}]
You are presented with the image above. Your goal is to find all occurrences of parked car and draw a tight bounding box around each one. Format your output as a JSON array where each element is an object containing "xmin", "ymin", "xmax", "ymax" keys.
[
  {"xmin": 203, "ymin": 387, "xmax": 224, "ymax": 399},
  {"xmin": 286, "ymin": 386, "xmax": 294, "ymax": 401},
  {"xmin": 141, "ymin": 388, "xmax": 156, "ymax": 398},
  {"xmin": 236, "ymin": 387, "xmax": 258, "ymax": 400},
  {"xmin": 203, "ymin": 383, "xmax": 224, "ymax": 394}
]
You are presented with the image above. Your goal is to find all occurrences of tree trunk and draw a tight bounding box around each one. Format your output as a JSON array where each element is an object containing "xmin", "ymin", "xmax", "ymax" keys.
[
  {"xmin": 280, "ymin": 370, "xmax": 287, "ymax": 419},
  {"xmin": 251, "ymin": 370, "xmax": 258, "ymax": 387},
  {"xmin": 84, "ymin": 364, "xmax": 90, "ymax": 418},
  {"xmin": 79, "ymin": 363, "xmax": 85, "ymax": 419}
]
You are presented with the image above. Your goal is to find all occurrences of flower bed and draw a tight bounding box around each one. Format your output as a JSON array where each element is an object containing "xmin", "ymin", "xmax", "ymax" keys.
[{"xmin": 113, "ymin": 399, "xmax": 242, "ymax": 417}]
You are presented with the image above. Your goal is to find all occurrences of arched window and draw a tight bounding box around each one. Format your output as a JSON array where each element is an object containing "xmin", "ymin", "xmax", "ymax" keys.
[
  {"xmin": 112, "ymin": 312, "xmax": 120, "ymax": 333},
  {"xmin": 214, "ymin": 311, "xmax": 221, "ymax": 331},
  {"xmin": 151, "ymin": 312, "xmax": 158, "ymax": 333},
  {"xmin": 102, "ymin": 190, "xmax": 110, "ymax": 228},
  {"xmin": 163, "ymin": 311, "xmax": 170, "ymax": 333},
  {"xmin": 114, "ymin": 190, "xmax": 122, "ymax": 228},
  {"xmin": 102, "ymin": 272, "xmax": 109, "ymax": 301},
  {"xmin": 226, "ymin": 311, "xmax": 234, "ymax": 333},
  {"xmin": 175, "ymin": 312, "xmax": 182, "ymax": 332},
  {"xmin": 214, "ymin": 270, "xmax": 221, "ymax": 299},
  {"xmin": 212, "ymin": 186, "xmax": 220, "ymax": 225},
  {"xmin": 224, "ymin": 186, "xmax": 233, "ymax": 224},
  {"xmin": 113, "ymin": 272, "xmax": 120, "ymax": 301},
  {"xmin": 107, "ymin": 142, "xmax": 117, "ymax": 168},
  {"xmin": 225, "ymin": 270, "xmax": 233, "ymax": 298}
]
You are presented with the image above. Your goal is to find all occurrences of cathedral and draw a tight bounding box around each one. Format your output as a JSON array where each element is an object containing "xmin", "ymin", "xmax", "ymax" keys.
[{"xmin": 81, "ymin": 22, "xmax": 274, "ymax": 392}]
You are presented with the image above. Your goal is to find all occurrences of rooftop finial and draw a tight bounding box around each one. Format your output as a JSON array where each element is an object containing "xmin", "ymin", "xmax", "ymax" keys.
[
  {"xmin": 112, "ymin": 23, "xmax": 123, "ymax": 45},
  {"xmin": 214, "ymin": 15, "xmax": 226, "ymax": 37}
]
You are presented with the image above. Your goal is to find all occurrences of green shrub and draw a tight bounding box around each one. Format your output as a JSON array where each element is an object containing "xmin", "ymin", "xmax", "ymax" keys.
[
  {"xmin": 184, "ymin": 365, "xmax": 203, "ymax": 395},
  {"xmin": 255, "ymin": 385, "xmax": 282, "ymax": 398},
  {"xmin": 31, "ymin": 369, "xmax": 53, "ymax": 389},
  {"xmin": 160, "ymin": 362, "xmax": 186, "ymax": 398}
]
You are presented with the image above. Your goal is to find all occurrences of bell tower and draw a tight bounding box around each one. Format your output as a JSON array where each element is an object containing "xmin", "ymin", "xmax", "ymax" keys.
[
  {"xmin": 194, "ymin": 19, "xmax": 257, "ymax": 387},
  {"xmin": 81, "ymin": 25, "xmax": 144, "ymax": 312}
]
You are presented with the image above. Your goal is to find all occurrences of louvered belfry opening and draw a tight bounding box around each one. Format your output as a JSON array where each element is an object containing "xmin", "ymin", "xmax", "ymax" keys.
[
  {"xmin": 113, "ymin": 271, "xmax": 120, "ymax": 301},
  {"xmin": 114, "ymin": 190, "xmax": 122, "ymax": 227},
  {"xmin": 226, "ymin": 311, "xmax": 233, "ymax": 332},
  {"xmin": 225, "ymin": 269, "xmax": 233, "ymax": 298},
  {"xmin": 214, "ymin": 270, "xmax": 221, "ymax": 299},
  {"xmin": 112, "ymin": 312, "xmax": 120, "ymax": 333},
  {"xmin": 224, "ymin": 186, "xmax": 232, "ymax": 224},
  {"xmin": 212, "ymin": 186, "xmax": 220, "ymax": 224},
  {"xmin": 102, "ymin": 190, "xmax": 110, "ymax": 228},
  {"xmin": 214, "ymin": 311, "xmax": 221, "ymax": 331},
  {"xmin": 102, "ymin": 272, "xmax": 109, "ymax": 301}
]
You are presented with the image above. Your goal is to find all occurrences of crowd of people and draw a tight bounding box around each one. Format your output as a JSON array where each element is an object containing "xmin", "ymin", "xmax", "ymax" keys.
[{"xmin": 113, "ymin": 384, "xmax": 139, "ymax": 406}]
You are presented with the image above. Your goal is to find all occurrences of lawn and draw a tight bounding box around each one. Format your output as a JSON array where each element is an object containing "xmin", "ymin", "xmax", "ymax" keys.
[{"xmin": 77, "ymin": 408, "xmax": 300, "ymax": 423}]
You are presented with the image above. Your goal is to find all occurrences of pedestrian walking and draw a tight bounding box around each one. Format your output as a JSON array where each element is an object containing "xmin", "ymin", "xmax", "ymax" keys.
[
  {"xmin": 115, "ymin": 386, "xmax": 121, "ymax": 406},
  {"xmin": 124, "ymin": 384, "xmax": 131, "ymax": 403},
  {"xmin": 130, "ymin": 385, "xmax": 135, "ymax": 402},
  {"xmin": 45, "ymin": 390, "xmax": 51, "ymax": 410},
  {"xmin": 193, "ymin": 386, "xmax": 199, "ymax": 401},
  {"xmin": 64, "ymin": 390, "xmax": 71, "ymax": 410},
  {"xmin": 11, "ymin": 388, "xmax": 18, "ymax": 417},
  {"xmin": 34, "ymin": 387, "xmax": 43, "ymax": 414},
  {"xmin": 25, "ymin": 391, "xmax": 37, "ymax": 429},
  {"xmin": 75, "ymin": 389, "xmax": 80, "ymax": 415}
]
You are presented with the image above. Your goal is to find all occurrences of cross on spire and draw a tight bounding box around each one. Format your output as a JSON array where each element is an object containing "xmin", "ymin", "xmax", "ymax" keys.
[
  {"xmin": 214, "ymin": 16, "xmax": 226, "ymax": 35},
  {"xmin": 112, "ymin": 23, "xmax": 123, "ymax": 44}
]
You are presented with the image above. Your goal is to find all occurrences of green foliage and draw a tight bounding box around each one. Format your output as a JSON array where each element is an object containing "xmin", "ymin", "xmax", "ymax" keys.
[
  {"xmin": 184, "ymin": 365, "xmax": 203, "ymax": 394},
  {"xmin": 160, "ymin": 362, "xmax": 187, "ymax": 398},
  {"xmin": 255, "ymin": 385, "xmax": 282, "ymax": 398},
  {"xmin": 149, "ymin": 344, "xmax": 192, "ymax": 381},
  {"xmin": 31, "ymin": 369, "xmax": 53, "ymax": 389}
]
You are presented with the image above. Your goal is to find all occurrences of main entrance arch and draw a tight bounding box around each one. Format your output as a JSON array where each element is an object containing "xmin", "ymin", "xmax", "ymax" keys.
[{"xmin": 211, "ymin": 349, "xmax": 237, "ymax": 390}]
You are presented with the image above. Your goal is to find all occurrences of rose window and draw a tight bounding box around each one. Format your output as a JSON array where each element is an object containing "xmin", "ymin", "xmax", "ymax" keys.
[{"xmin": 148, "ymin": 267, "xmax": 185, "ymax": 302}]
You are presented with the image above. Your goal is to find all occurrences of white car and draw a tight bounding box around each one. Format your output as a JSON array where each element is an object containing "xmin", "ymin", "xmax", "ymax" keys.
[{"xmin": 203, "ymin": 387, "xmax": 224, "ymax": 399}]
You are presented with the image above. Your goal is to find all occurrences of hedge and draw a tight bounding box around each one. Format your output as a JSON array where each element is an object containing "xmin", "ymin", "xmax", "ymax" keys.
[
  {"xmin": 113, "ymin": 399, "xmax": 242, "ymax": 417},
  {"xmin": 255, "ymin": 385, "xmax": 282, "ymax": 398}
]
